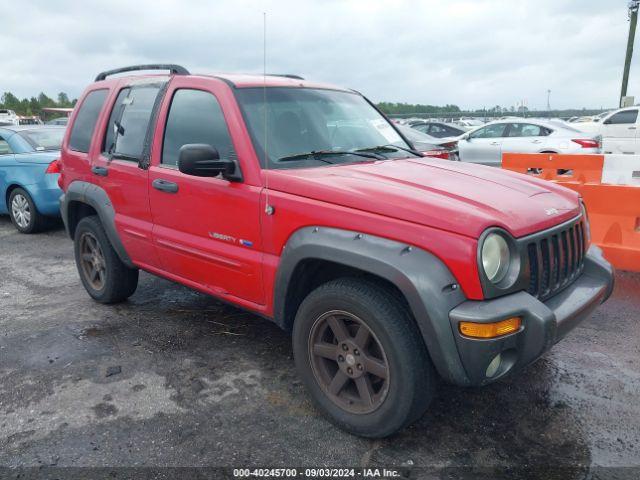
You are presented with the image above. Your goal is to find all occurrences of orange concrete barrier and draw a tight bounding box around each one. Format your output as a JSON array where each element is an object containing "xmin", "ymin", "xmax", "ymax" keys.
[
  {"xmin": 579, "ymin": 184, "xmax": 640, "ymax": 272},
  {"xmin": 502, "ymin": 153, "xmax": 604, "ymax": 184},
  {"xmin": 502, "ymin": 153, "xmax": 640, "ymax": 272}
]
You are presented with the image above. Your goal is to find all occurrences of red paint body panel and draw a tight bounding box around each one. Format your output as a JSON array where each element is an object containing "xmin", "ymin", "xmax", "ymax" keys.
[{"xmin": 60, "ymin": 72, "xmax": 582, "ymax": 315}]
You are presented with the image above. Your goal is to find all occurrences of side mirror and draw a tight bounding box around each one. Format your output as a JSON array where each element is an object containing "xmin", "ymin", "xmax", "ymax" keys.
[
  {"xmin": 603, "ymin": 118, "xmax": 611, "ymax": 125},
  {"xmin": 178, "ymin": 144, "xmax": 237, "ymax": 179}
]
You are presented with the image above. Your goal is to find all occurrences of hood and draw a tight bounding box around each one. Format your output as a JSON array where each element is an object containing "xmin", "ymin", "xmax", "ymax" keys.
[
  {"xmin": 266, "ymin": 158, "xmax": 581, "ymax": 239},
  {"xmin": 14, "ymin": 150, "xmax": 60, "ymax": 165}
]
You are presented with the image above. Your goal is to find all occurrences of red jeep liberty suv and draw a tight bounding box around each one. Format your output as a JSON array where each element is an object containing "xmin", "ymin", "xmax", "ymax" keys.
[{"xmin": 59, "ymin": 65, "xmax": 614, "ymax": 437}]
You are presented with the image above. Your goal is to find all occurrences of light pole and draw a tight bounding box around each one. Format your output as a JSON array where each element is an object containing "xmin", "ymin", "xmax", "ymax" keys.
[
  {"xmin": 620, "ymin": 0, "xmax": 640, "ymax": 106},
  {"xmin": 547, "ymin": 89, "xmax": 551, "ymax": 114}
]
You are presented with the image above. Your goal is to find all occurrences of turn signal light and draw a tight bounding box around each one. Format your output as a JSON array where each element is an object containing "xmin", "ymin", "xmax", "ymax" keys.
[{"xmin": 459, "ymin": 317, "xmax": 522, "ymax": 339}]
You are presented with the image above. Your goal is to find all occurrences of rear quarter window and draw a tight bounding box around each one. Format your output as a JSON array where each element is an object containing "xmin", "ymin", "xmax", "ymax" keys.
[{"xmin": 68, "ymin": 89, "xmax": 108, "ymax": 153}]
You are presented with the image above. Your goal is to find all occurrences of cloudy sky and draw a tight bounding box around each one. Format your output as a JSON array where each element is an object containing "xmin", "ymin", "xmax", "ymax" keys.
[{"xmin": 1, "ymin": 0, "xmax": 636, "ymax": 110}]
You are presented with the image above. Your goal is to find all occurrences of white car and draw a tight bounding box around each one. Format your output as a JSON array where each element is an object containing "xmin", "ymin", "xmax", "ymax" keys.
[
  {"xmin": 452, "ymin": 119, "xmax": 602, "ymax": 166},
  {"xmin": 0, "ymin": 109, "xmax": 19, "ymax": 126},
  {"xmin": 454, "ymin": 118, "xmax": 484, "ymax": 129},
  {"xmin": 575, "ymin": 107, "xmax": 640, "ymax": 154}
]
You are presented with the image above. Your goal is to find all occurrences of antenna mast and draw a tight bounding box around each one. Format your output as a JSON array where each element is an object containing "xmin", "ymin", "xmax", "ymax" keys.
[{"xmin": 263, "ymin": 12, "xmax": 274, "ymax": 216}]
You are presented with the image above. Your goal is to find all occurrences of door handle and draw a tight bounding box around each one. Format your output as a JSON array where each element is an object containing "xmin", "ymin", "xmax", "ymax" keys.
[
  {"xmin": 152, "ymin": 178, "xmax": 179, "ymax": 193},
  {"xmin": 91, "ymin": 166, "xmax": 108, "ymax": 177},
  {"xmin": 629, "ymin": 126, "xmax": 636, "ymax": 130},
  {"xmin": 531, "ymin": 139, "xmax": 542, "ymax": 143}
]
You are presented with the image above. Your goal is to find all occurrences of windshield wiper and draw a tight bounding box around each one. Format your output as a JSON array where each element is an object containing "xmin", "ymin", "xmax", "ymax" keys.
[
  {"xmin": 277, "ymin": 150, "xmax": 382, "ymax": 163},
  {"xmin": 356, "ymin": 144, "xmax": 421, "ymax": 157}
]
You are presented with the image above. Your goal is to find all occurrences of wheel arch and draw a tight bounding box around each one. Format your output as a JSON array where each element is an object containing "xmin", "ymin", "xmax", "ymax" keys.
[
  {"xmin": 60, "ymin": 181, "xmax": 134, "ymax": 268},
  {"xmin": 273, "ymin": 226, "xmax": 471, "ymax": 385},
  {"xmin": 4, "ymin": 182, "xmax": 29, "ymax": 209}
]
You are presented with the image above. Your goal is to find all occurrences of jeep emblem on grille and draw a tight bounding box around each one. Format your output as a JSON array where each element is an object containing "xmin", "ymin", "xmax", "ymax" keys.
[{"xmin": 545, "ymin": 208, "xmax": 559, "ymax": 216}]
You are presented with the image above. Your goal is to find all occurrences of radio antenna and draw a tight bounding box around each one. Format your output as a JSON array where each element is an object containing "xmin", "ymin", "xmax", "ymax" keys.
[{"xmin": 263, "ymin": 12, "xmax": 274, "ymax": 216}]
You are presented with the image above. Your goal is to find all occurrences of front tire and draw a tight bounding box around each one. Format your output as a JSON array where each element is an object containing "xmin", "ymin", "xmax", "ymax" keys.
[
  {"xmin": 74, "ymin": 215, "xmax": 139, "ymax": 304},
  {"xmin": 8, "ymin": 188, "xmax": 44, "ymax": 234},
  {"xmin": 292, "ymin": 278, "xmax": 436, "ymax": 438}
]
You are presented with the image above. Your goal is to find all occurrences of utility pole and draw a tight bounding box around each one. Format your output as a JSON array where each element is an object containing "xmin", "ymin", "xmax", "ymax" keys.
[
  {"xmin": 546, "ymin": 89, "xmax": 551, "ymax": 115},
  {"xmin": 620, "ymin": 0, "xmax": 640, "ymax": 106}
]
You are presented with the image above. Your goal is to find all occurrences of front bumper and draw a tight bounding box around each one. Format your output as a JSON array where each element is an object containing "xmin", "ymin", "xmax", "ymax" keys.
[{"xmin": 448, "ymin": 245, "xmax": 614, "ymax": 386}]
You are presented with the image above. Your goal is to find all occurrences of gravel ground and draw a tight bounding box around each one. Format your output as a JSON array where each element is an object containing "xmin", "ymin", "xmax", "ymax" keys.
[{"xmin": 0, "ymin": 216, "xmax": 639, "ymax": 479}]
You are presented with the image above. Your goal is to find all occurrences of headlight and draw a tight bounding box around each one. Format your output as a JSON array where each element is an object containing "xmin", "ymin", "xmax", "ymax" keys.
[{"xmin": 481, "ymin": 233, "xmax": 510, "ymax": 283}]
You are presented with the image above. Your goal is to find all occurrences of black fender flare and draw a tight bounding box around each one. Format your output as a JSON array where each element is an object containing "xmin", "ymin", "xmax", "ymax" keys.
[
  {"xmin": 273, "ymin": 226, "xmax": 471, "ymax": 385},
  {"xmin": 59, "ymin": 181, "xmax": 134, "ymax": 268}
]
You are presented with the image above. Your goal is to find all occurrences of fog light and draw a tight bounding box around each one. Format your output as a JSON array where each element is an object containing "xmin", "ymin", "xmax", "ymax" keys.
[
  {"xmin": 458, "ymin": 317, "xmax": 522, "ymax": 339},
  {"xmin": 486, "ymin": 354, "xmax": 502, "ymax": 378}
]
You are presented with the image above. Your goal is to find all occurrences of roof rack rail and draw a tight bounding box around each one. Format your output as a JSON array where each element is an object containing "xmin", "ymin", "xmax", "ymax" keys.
[
  {"xmin": 95, "ymin": 64, "xmax": 190, "ymax": 82},
  {"xmin": 265, "ymin": 73, "xmax": 304, "ymax": 80}
]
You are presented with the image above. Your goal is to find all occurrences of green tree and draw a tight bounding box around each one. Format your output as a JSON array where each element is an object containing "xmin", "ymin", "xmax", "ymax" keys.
[{"xmin": 57, "ymin": 92, "xmax": 71, "ymax": 107}]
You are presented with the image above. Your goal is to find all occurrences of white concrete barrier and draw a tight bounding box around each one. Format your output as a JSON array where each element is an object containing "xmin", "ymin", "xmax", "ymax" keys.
[{"xmin": 601, "ymin": 154, "xmax": 640, "ymax": 186}]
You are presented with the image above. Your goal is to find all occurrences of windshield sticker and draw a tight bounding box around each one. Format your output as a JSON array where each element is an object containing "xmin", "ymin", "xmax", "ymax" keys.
[{"xmin": 370, "ymin": 119, "xmax": 400, "ymax": 143}]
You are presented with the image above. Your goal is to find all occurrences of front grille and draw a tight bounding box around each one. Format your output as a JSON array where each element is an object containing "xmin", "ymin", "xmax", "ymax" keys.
[{"xmin": 527, "ymin": 218, "xmax": 586, "ymax": 300}]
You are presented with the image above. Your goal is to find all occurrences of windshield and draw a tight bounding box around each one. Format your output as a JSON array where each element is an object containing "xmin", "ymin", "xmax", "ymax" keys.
[
  {"xmin": 234, "ymin": 87, "xmax": 415, "ymax": 169},
  {"xmin": 18, "ymin": 128, "xmax": 64, "ymax": 151}
]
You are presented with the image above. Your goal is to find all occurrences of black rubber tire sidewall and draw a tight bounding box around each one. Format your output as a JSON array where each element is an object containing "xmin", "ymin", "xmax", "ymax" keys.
[
  {"xmin": 73, "ymin": 215, "xmax": 139, "ymax": 304},
  {"xmin": 292, "ymin": 278, "xmax": 436, "ymax": 438}
]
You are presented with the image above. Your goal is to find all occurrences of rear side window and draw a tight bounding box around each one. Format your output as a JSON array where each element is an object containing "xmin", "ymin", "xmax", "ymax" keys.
[
  {"xmin": 0, "ymin": 138, "xmax": 12, "ymax": 155},
  {"xmin": 162, "ymin": 89, "xmax": 236, "ymax": 166},
  {"xmin": 103, "ymin": 88, "xmax": 131, "ymax": 154},
  {"xmin": 470, "ymin": 123, "xmax": 507, "ymax": 139},
  {"xmin": 106, "ymin": 85, "xmax": 162, "ymax": 161},
  {"xmin": 68, "ymin": 89, "xmax": 108, "ymax": 153},
  {"xmin": 506, "ymin": 123, "xmax": 546, "ymax": 137},
  {"xmin": 607, "ymin": 110, "xmax": 638, "ymax": 124}
]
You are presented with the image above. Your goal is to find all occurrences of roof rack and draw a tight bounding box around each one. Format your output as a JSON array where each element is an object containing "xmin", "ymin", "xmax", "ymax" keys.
[
  {"xmin": 95, "ymin": 64, "xmax": 190, "ymax": 82},
  {"xmin": 265, "ymin": 74, "xmax": 304, "ymax": 80}
]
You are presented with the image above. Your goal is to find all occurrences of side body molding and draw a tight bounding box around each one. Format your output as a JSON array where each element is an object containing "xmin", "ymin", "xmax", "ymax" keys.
[
  {"xmin": 273, "ymin": 226, "xmax": 471, "ymax": 385},
  {"xmin": 59, "ymin": 181, "xmax": 134, "ymax": 268}
]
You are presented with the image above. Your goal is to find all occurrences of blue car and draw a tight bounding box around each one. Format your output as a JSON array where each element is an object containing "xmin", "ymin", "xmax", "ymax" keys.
[{"xmin": 0, "ymin": 126, "xmax": 65, "ymax": 233}]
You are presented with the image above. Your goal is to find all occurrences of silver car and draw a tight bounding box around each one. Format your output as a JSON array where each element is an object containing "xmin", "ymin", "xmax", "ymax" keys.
[{"xmin": 454, "ymin": 119, "xmax": 602, "ymax": 166}]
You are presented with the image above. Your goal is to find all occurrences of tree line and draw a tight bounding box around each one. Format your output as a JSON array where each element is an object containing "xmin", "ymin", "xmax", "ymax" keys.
[
  {"xmin": 0, "ymin": 92, "xmax": 77, "ymax": 117},
  {"xmin": 376, "ymin": 102, "xmax": 461, "ymax": 115}
]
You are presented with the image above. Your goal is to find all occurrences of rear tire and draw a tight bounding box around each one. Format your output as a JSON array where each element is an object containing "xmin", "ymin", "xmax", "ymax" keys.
[
  {"xmin": 292, "ymin": 278, "xmax": 436, "ymax": 438},
  {"xmin": 74, "ymin": 215, "xmax": 138, "ymax": 303},
  {"xmin": 8, "ymin": 188, "xmax": 44, "ymax": 234}
]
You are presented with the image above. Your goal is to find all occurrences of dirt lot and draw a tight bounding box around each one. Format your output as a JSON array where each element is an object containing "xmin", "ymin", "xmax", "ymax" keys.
[{"xmin": 0, "ymin": 216, "xmax": 639, "ymax": 478}]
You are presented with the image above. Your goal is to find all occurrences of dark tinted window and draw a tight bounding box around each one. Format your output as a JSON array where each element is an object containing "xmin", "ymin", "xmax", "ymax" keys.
[
  {"xmin": 162, "ymin": 89, "xmax": 236, "ymax": 166},
  {"xmin": 111, "ymin": 85, "xmax": 161, "ymax": 160},
  {"xmin": 103, "ymin": 88, "xmax": 131, "ymax": 154},
  {"xmin": 68, "ymin": 89, "xmax": 108, "ymax": 153},
  {"xmin": 607, "ymin": 110, "xmax": 638, "ymax": 124}
]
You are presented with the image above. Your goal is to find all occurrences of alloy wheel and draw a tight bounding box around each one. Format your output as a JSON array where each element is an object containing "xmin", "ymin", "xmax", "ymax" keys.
[
  {"xmin": 11, "ymin": 194, "xmax": 31, "ymax": 229},
  {"xmin": 79, "ymin": 232, "xmax": 107, "ymax": 291},
  {"xmin": 308, "ymin": 310, "xmax": 390, "ymax": 414}
]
